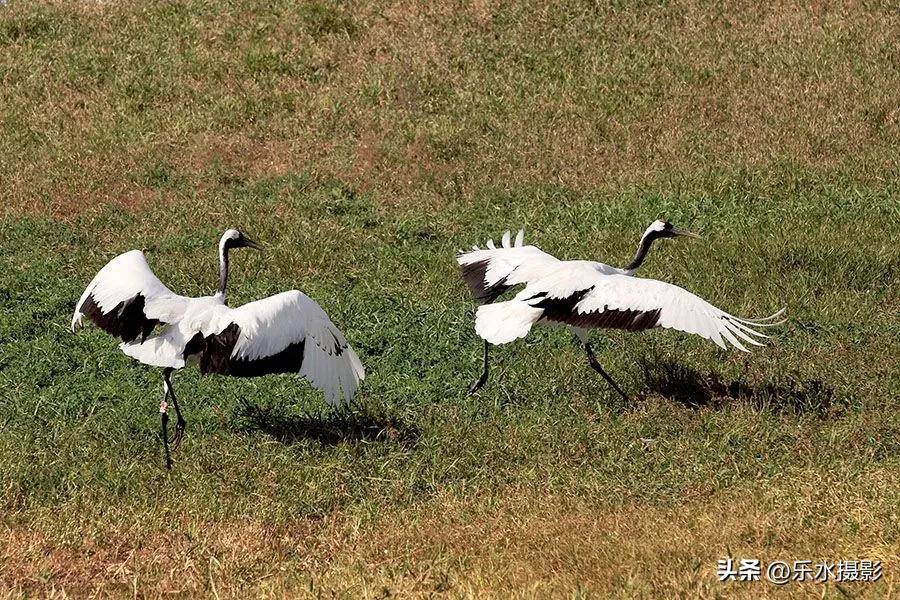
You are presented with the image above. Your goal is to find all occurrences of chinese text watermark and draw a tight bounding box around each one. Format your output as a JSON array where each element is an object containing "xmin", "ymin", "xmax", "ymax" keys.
[{"xmin": 717, "ymin": 559, "xmax": 883, "ymax": 585}]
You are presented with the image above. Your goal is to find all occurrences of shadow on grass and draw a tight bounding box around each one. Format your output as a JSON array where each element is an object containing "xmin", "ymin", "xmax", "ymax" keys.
[
  {"xmin": 236, "ymin": 403, "xmax": 420, "ymax": 447},
  {"xmin": 638, "ymin": 355, "xmax": 836, "ymax": 415}
]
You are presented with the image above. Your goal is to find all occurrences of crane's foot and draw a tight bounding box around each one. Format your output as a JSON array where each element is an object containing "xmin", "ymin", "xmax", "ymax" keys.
[
  {"xmin": 467, "ymin": 371, "xmax": 488, "ymax": 395},
  {"xmin": 160, "ymin": 400, "xmax": 173, "ymax": 470}
]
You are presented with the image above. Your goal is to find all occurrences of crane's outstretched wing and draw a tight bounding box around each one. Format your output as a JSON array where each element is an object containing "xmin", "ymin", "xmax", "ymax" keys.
[
  {"xmin": 534, "ymin": 273, "xmax": 784, "ymax": 351},
  {"xmin": 183, "ymin": 291, "xmax": 365, "ymax": 406},
  {"xmin": 72, "ymin": 250, "xmax": 191, "ymax": 343},
  {"xmin": 477, "ymin": 268, "xmax": 784, "ymax": 350},
  {"xmin": 457, "ymin": 229, "xmax": 561, "ymax": 303}
]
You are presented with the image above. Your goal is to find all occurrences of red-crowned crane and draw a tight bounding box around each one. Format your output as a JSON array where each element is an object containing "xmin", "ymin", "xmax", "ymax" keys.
[
  {"xmin": 457, "ymin": 220, "xmax": 784, "ymax": 397},
  {"xmin": 72, "ymin": 229, "xmax": 365, "ymax": 468}
]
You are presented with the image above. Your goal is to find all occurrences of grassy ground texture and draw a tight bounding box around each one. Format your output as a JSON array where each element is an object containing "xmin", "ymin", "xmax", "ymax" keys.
[{"xmin": 1, "ymin": 0, "xmax": 899, "ymax": 597}]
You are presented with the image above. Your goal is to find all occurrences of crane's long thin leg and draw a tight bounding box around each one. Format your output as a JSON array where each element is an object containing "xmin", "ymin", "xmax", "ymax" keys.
[
  {"xmin": 160, "ymin": 398, "xmax": 172, "ymax": 470},
  {"xmin": 584, "ymin": 343, "xmax": 628, "ymax": 401},
  {"xmin": 163, "ymin": 368, "xmax": 186, "ymax": 451},
  {"xmin": 467, "ymin": 340, "xmax": 490, "ymax": 395}
]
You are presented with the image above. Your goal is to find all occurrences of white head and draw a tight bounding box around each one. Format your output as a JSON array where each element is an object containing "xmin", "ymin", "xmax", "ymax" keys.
[
  {"xmin": 219, "ymin": 228, "xmax": 260, "ymax": 254},
  {"xmin": 625, "ymin": 219, "xmax": 699, "ymax": 273},
  {"xmin": 642, "ymin": 219, "xmax": 699, "ymax": 241}
]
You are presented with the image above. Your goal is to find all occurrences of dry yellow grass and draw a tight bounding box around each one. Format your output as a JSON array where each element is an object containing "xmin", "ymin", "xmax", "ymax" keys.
[
  {"xmin": 1, "ymin": 0, "xmax": 897, "ymax": 219},
  {"xmin": 3, "ymin": 468, "xmax": 897, "ymax": 597}
]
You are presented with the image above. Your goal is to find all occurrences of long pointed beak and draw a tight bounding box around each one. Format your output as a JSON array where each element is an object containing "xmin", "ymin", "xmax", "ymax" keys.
[
  {"xmin": 244, "ymin": 238, "xmax": 262, "ymax": 250},
  {"xmin": 673, "ymin": 228, "xmax": 700, "ymax": 239}
]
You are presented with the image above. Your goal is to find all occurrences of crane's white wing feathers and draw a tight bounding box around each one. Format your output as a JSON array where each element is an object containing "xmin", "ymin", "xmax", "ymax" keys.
[
  {"xmin": 568, "ymin": 274, "xmax": 782, "ymax": 351},
  {"xmin": 71, "ymin": 249, "xmax": 191, "ymax": 341},
  {"xmin": 476, "ymin": 265, "xmax": 784, "ymax": 351},
  {"xmin": 203, "ymin": 291, "xmax": 365, "ymax": 406},
  {"xmin": 74, "ymin": 252, "xmax": 365, "ymax": 406},
  {"xmin": 457, "ymin": 229, "xmax": 562, "ymax": 303}
]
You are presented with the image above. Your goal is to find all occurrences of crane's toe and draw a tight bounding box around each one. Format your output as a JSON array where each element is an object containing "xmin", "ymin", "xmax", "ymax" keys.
[{"xmin": 169, "ymin": 417, "xmax": 187, "ymax": 451}]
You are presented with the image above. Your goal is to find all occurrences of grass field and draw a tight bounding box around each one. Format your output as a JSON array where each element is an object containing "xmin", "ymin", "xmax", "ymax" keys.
[{"xmin": 1, "ymin": 0, "xmax": 899, "ymax": 597}]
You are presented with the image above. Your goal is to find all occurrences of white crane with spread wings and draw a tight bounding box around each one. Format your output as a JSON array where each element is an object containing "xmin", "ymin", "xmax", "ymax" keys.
[
  {"xmin": 458, "ymin": 221, "xmax": 784, "ymax": 397},
  {"xmin": 72, "ymin": 229, "xmax": 365, "ymax": 468}
]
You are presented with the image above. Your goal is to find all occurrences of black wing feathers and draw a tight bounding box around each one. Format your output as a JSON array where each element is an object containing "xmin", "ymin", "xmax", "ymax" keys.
[
  {"xmin": 534, "ymin": 287, "xmax": 661, "ymax": 331},
  {"xmin": 460, "ymin": 259, "xmax": 511, "ymax": 304},
  {"xmin": 183, "ymin": 323, "xmax": 307, "ymax": 378},
  {"xmin": 80, "ymin": 293, "xmax": 159, "ymax": 343}
]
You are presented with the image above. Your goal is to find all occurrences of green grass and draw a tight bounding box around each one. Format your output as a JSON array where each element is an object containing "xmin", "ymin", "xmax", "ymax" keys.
[{"xmin": 1, "ymin": 0, "xmax": 899, "ymax": 597}]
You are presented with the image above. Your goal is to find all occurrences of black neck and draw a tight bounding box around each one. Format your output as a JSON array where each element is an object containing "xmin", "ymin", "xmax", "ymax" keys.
[
  {"xmin": 624, "ymin": 232, "xmax": 658, "ymax": 272},
  {"xmin": 217, "ymin": 245, "xmax": 230, "ymax": 298}
]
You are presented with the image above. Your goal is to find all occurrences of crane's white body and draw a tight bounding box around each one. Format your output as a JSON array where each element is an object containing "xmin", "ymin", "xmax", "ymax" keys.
[
  {"xmin": 72, "ymin": 247, "xmax": 364, "ymax": 406},
  {"xmin": 458, "ymin": 229, "xmax": 783, "ymax": 351}
]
